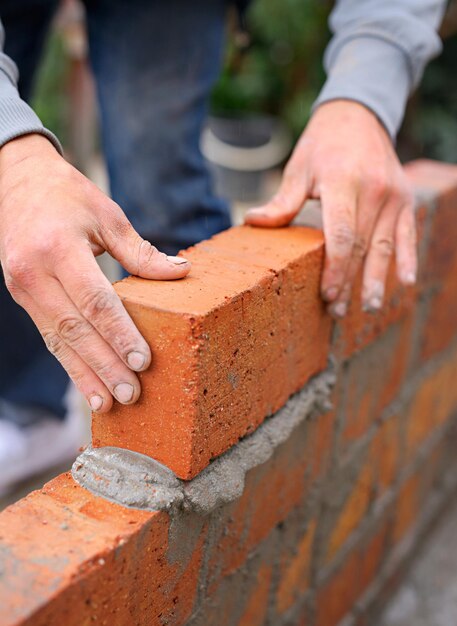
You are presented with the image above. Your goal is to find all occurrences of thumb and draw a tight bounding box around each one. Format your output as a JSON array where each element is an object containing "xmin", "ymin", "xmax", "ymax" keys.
[
  {"xmin": 103, "ymin": 216, "xmax": 191, "ymax": 280},
  {"xmin": 245, "ymin": 162, "xmax": 309, "ymax": 228}
]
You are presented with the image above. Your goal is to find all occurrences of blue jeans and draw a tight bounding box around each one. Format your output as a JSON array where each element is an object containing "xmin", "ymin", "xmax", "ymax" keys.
[{"xmin": 0, "ymin": 0, "xmax": 231, "ymax": 419}]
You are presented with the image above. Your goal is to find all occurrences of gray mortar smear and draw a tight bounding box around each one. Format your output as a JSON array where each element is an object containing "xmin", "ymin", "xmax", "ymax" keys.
[{"xmin": 72, "ymin": 369, "xmax": 335, "ymax": 516}]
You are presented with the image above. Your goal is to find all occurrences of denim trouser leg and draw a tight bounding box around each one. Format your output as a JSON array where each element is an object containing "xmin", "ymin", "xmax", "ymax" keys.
[
  {"xmin": 84, "ymin": 0, "xmax": 231, "ymax": 254},
  {"xmin": 0, "ymin": 0, "xmax": 69, "ymax": 418},
  {"xmin": 0, "ymin": 0, "xmax": 231, "ymax": 419}
]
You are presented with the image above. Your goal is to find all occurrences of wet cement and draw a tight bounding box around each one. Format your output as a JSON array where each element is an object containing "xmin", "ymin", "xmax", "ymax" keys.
[{"xmin": 72, "ymin": 369, "xmax": 335, "ymax": 516}]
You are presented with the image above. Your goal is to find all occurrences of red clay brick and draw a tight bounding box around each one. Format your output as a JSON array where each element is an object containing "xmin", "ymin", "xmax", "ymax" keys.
[
  {"xmin": 421, "ymin": 254, "xmax": 457, "ymax": 360},
  {"xmin": 238, "ymin": 564, "xmax": 273, "ymax": 626},
  {"xmin": 405, "ymin": 347, "xmax": 457, "ymax": 459},
  {"xmin": 315, "ymin": 549, "xmax": 361, "ymax": 626},
  {"xmin": 371, "ymin": 415, "xmax": 401, "ymax": 494},
  {"xmin": 405, "ymin": 162, "xmax": 457, "ymax": 360},
  {"xmin": 392, "ymin": 473, "xmax": 422, "ymax": 543},
  {"xmin": 207, "ymin": 419, "xmax": 313, "ymax": 589},
  {"xmin": 0, "ymin": 474, "xmax": 205, "ymax": 626},
  {"xmin": 333, "ymin": 266, "xmax": 415, "ymax": 361},
  {"xmin": 326, "ymin": 461, "xmax": 374, "ymax": 562},
  {"xmin": 276, "ymin": 519, "xmax": 316, "ymax": 614},
  {"xmin": 92, "ymin": 225, "xmax": 331, "ymax": 479},
  {"xmin": 316, "ymin": 519, "xmax": 389, "ymax": 626},
  {"xmin": 342, "ymin": 317, "xmax": 414, "ymax": 447}
]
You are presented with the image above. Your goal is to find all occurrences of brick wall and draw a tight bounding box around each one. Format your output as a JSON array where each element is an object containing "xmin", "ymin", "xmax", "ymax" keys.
[{"xmin": 1, "ymin": 159, "xmax": 457, "ymax": 626}]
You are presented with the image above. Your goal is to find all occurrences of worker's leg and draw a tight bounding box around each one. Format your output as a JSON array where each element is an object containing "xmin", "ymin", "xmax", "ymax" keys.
[
  {"xmin": 0, "ymin": 0, "xmax": 69, "ymax": 419},
  {"xmin": 84, "ymin": 0, "xmax": 231, "ymax": 255}
]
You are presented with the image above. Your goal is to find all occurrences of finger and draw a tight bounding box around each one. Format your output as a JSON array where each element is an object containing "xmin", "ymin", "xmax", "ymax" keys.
[
  {"xmin": 27, "ymin": 273, "xmax": 142, "ymax": 405},
  {"xmin": 54, "ymin": 245, "xmax": 152, "ymax": 373},
  {"xmin": 320, "ymin": 182, "xmax": 357, "ymax": 304},
  {"xmin": 101, "ymin": 210, "xmax": 191, "ymax": 279},
  {"xmin": 11, "ymin": 286, "xmax": 114, "ymax": 413},
  {"xmin": 395, "ymin": 204, "xmax": 417, "ymax": 286},
  {"xmin": 361, "ymin": 201, "xmax": 401, "ymax": 312},
  {"xmin": 327, "ymin": 180, "xmax": 386, "ymax": 317},
  {"xmin": 244, "ymin": 158, "xmax": 310, "ymax": 227}
]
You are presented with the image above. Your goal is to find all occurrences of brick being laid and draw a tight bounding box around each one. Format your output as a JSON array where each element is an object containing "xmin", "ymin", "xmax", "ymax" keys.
[{"xmin": 92, "ymin": 225, "xmax": 332, "ymax": 479}]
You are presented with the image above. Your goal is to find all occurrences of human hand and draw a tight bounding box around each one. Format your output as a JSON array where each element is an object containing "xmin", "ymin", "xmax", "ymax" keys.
[
  {"xmin": 0, "ymin": 134, "xmax": 190, "ymax": 412},
  {"xmin": 245, "ymin": 101, "xmax": 416, "ymax": 317}
]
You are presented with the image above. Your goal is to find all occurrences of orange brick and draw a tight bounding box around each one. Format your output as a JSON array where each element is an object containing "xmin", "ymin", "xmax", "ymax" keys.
[
  {"xmin": 0, "ymin": 474, "xmax": 205, "ymax": 626},
  {"xmin": 326, "ymin": 462, "xmax": 374, "ymax": 561},
  {"xmin": 316, "ymin": 550, "xmax": 361, "ymax": 626},
  {"xmin": 316, "ymin": 519, "xmax": 389, "ymax": 626},
  {"xmin": 276, "ymin": 519, "xmax": 317, "ymax": 614},
  {"xmin": 342, "ymin": 318, "xmax": 414, "ymax": 446},
  {"xmin": 405, "ymin": 348, "xmax": 457, "ymax": 459},
  {"xmin": 358, "ymin": 519, "xmax": 389, "ymax": 590},
  {"xmin": 333, "ymin": 265, "xmax": 415, "ymax": 360},
  {"xmin": 308, "ymin": 406, "xmax": 337, "ymax": 480},
  {"xmin": 392, "ymin": 474, "xmax": 421, "ymax": 543},
  {"xmin": 421, "ymin": 254, "xmax": 457, "ymax": 360},
  {"xmin": 371, "ymin": 415, "xmax": 400, "ymax": 493},
  {"xmin": 238, "ymin": 564, "xmax": 273, "ymax": 626},
  {"xmin": 92, "ymin": 225, "xmax": 331, "ymax": 479},
  {"xmin": 405, "ymin": 160, "xmax": 457, "ymax": 284},
  {"xmin": 207, "ymin": 421, "xmax": 312, "ymax": 588}
]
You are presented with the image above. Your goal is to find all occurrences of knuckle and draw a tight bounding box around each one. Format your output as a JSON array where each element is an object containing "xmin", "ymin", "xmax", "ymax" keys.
[
  {"xmin": 43, "ymin": 330, "xmax": 65, "ymax": 357},
  {"xmin": 139, "ymin": 239, "xmax": 161, "ymax": 266},
  {"xmin": 55, "ymin": 315, "xmax": 89, "ymax": 344},
  {"xmin": 329, "ymin": 222, "xmax": 355, "ymax": 253},
  {"xmin": 372, "ymin": 237, "xmax": 395, "ymax": 259},
  {"xmin": 352, "ymin": 235, "xmax": 368, "ymax": 259},
  {"xmin": 80, "ymin": 288, "xmax": 117, "ymax": 321},
  {"xmin": 4, "ymin": 253, "xmax": 36, "ymax": 290},
  {"xmin": 367, "ymin": 175, "xmax": 389, "ymax": 203}
]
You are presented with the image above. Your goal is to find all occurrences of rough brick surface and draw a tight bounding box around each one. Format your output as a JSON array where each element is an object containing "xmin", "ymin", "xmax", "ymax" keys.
[
  {"xmin": 93, "ymin": 226, "xmax": 331, "ymax": 479},
  {"xmin": 2, "ymin": 160, "xmax": 457, "ymax": 626},
  {"xmin": 0, "ymin": 475, "xmax": 205, "ymax": 626}
]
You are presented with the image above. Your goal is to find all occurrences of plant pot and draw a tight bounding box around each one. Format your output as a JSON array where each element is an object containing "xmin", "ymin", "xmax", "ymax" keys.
[{"xmin": 201, "ymin": 114, "xmax": 292, "ymax": 203}]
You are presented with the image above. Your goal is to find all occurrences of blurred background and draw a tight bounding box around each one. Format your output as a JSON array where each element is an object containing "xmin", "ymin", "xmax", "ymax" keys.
[{"xmin": 34, "ymin": 0, "xmax": 457, "ymax": 208}]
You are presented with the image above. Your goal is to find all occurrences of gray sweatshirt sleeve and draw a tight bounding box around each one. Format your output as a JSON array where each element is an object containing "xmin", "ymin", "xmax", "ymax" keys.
[
  {"xmin": 0, "ymin": 19, "xmax": 62, "ymax": 151},
  {"xmin": 313, "ymin": 0, "xmax": 447, "ymax": 139}
]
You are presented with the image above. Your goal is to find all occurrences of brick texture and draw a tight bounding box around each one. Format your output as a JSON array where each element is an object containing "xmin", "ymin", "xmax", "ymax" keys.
[
  {"xmin": 92, "ymin": 226, "xmax": 331, "ymax": 479},
  {"xmin": 2, "ymin": 160, "xmax": 457, "ymax": 626}
]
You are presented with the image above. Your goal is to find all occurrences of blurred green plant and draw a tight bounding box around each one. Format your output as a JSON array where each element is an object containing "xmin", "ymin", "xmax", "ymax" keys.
[
  {"xmin": 31, "ymin": 0, "xmax": 457, "ymax": 164},
  {"xmin": 211, "ymin": 0, "xmax": 332, "ymax": 138},
  {"xmin": 31, "ymin": 32, "xmax": 70, "ymax": 146}
]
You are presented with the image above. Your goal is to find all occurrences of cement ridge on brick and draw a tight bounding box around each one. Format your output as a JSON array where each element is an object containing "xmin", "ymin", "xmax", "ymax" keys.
[{"xmin": 72, "ymin": 368, "xmax": 335, "ymax": 515}]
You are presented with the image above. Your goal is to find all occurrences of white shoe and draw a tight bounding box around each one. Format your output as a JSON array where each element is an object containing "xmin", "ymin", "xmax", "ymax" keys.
[{"xmin": 0, "ymin": 386, "xmax": 89, "ymax": 497}]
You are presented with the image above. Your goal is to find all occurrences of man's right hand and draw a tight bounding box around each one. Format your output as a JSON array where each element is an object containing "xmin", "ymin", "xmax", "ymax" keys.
[{"xmin": 0, "ymin": 134, "xmax": 190, "ymax": 413}]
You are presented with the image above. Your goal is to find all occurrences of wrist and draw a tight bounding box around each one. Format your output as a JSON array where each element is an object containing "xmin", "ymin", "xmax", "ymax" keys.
[{"xmin": 0, "ymin": 133, "xmax": 60, "ymax": 170}]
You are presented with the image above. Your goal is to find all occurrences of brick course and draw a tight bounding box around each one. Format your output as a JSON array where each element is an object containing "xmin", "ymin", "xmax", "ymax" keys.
[{"xmin": 1, "ymin": 159, "xmax": 457, "ymax": 626}]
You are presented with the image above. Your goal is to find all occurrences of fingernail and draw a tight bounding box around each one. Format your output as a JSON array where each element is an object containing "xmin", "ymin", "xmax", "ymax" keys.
[
  {"xmin": 246, "ymin": 208, "xmax": 265, "ymax": 217},
  {"xmin": 166, "ymin": 255, "xmax": 188, "ymax": 265},
  {"xmin": 370, "ymin": 296, "xmax": 383, "ymax": 310},
  {"xmin": 333, "ymin": 302, "xmax": 347, "ymax": 318},
  {"xmin": 114, "ymin": 383, "xmax": 134, "ymax": 404},
  {"xmin": 402, "ymin": 271, "xmax": 416, "ymax": 285},
  {"xmin": 323, "ymin": 286, "xmax": 339, "ymax": 302},
  {"xmin": 127, "ymin": 351, "xmax": 146, "ymax": 371},
  {"xmin": 89, "ymin": 395, "xmax": 103, "ymax": 412},
  {"xmin": 362, "ymin": 296, "xmax": 383, "ymax": 313}
]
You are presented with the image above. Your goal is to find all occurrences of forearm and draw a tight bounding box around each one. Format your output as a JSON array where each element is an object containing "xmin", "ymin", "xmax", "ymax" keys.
[{"xmin": 314, "ymin": 0, "xmax": 447, "ymax": 139}]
